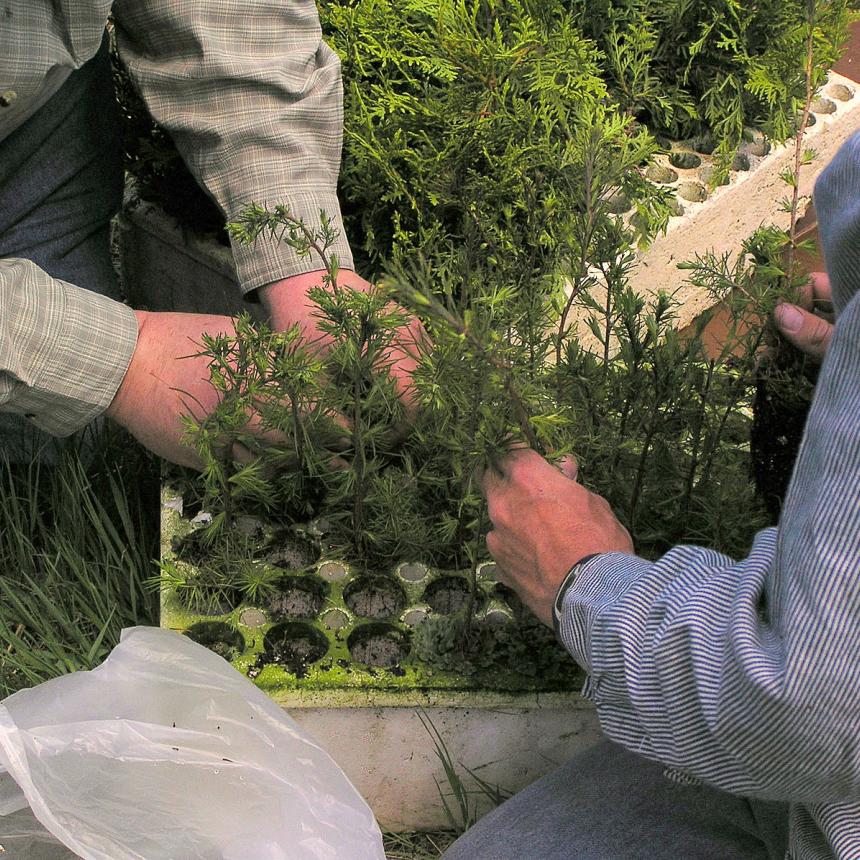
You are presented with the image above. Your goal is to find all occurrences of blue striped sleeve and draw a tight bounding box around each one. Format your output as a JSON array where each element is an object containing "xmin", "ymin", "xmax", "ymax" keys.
[{"xmin": 557, "ymin": 131, "xmax": 860, "ymax": 824}]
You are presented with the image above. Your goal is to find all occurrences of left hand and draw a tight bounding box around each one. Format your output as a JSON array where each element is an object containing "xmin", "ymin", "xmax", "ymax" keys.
[
  {"xmin": 773, "ymin": 271, "xmax": 835, "ymax": 361},
  {"xmin": 482, "ymin": 448, "xmax": 634, "ymax": 627},
  {"xmin": 260, "ymin": 269, "xmax": 427, "ymax": 418}
]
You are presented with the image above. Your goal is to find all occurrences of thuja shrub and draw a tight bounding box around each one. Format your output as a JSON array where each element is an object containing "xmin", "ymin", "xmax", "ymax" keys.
[
  {"xmin": 573, "ymin": 0, "xmax": 853, "ymax": 161},
  {"xmin": 322, "ymin": 0, "xmax": 671, "ymax": 276},
  {"xmin": 114, "ymin": 0, "xmax": 853, "ymax": 224}
]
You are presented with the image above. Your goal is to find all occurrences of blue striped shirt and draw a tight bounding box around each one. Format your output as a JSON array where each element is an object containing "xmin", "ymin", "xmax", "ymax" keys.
[{"xmin": 558, "ymin": 130, "xmax": 860, "ymax": 860}]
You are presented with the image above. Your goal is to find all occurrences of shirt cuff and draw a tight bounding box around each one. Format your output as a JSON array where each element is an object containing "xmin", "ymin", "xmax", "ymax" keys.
[
  {"xmin": 230, "ymin": 191, "xmax": 356, "ymax": 295},
  {"xmin": 552, "ymin": 553, "xmax": 601, "ymax": 641},
  {"xmin": 555, "ymin": 551, "xmax": 653, "ymax": 674},
  {"xmin": 10, "ymin": 279, "xmax": 139, "ymax": 437}
]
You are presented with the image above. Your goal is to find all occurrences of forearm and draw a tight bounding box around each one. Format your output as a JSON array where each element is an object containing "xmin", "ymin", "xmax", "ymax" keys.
[
  {"xmin": 112, "ymin": 0, "xmax": 354, "ymax": 294},
  {"xmin": 0, "ymin": 259, "xmax": 138, "ymax": 435}
]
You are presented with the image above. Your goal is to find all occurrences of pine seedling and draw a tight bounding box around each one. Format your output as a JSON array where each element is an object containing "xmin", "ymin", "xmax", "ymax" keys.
[
  {"xmin": 157, "ymin": 560, "xmax": 238, "ymax": 616},
  {"xmin": 235, "ymin": 561, "xmax": 280, "ymax": 605},
  {"xmin": 227, "ymin": 203, "xmax": 425, "ymax": 565}
]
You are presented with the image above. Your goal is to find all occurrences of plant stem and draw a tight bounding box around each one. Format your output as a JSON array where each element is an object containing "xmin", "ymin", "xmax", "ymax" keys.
[
  {"xmin": 352, "ymin": 368, "xmax": 367, "ymax": 555},
  {"xmin": 289, "ymin": 387, "xmax": 304, "ymax": 466},
  {"xmin": 680, "ymin": 360, "xmax": 715, "ymax": 522},
  {"xmin": 786, "ymin": 0, "xmax": 817, "ymax": 286},
  {"xmin": 699, "ymin": 328, "xmax": 766, "ymax": 488},
  {"xmin": 464, "ymin": 495, "xmax": 488, "ymax": 641},
  {"xmin": 556, "ymin": 146, "xmax": 597, "ymax": 370},
  {"xmin": 627, "ymin": 405, "xmax": 659, "ymax": 529}
]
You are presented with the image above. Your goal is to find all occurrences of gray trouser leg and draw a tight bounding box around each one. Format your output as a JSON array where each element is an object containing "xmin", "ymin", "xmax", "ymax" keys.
[
  {"xmin": 0, "ymin": 33, "xmax": 123, "ymax": 296},
  {"xmin": 0, "ymin": 33, "xmax": 123, "ymax": 459},
  {"xmin": 442, "ymin": 739, "xmax": 790, "ymax": 860}
]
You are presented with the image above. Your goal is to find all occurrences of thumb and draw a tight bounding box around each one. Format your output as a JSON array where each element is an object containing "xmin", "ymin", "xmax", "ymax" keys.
[
  {"xmin": 556, "ymin": 455, "xmax": 579, "ymax": 481},
  {"xmin": 774, "ymin": 303, "xmax": 833, "ymax": 360}
]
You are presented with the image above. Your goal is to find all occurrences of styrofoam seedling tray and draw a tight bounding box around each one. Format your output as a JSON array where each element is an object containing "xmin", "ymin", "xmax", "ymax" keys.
[
  {"xmin": 619, "ymin": 74, "xmax": 859, "ymax": 225},
  {"xmin": 161, "ymin": 488, "xmax": 580, "ymax": 694}
]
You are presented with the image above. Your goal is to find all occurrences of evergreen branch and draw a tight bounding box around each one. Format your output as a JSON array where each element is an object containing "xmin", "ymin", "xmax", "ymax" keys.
[{"xmin": 393, "ymin": 278, "xmax": 543, "ymax": 453}]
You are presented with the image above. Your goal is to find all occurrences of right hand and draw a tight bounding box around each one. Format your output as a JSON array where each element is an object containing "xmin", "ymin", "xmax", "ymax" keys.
[
  {"xmin": 481, "ymin": 449, "xmax": 633, "ymax": 628},
  {"xmin": 774, "ymin": 271, "xmax": 835, "ymax": 360},
  {"xmin": 105, "ymin": 311, "xmax": 285, "ymax": 469}
]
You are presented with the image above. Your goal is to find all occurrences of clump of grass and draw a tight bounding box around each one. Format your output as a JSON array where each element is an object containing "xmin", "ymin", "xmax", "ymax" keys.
[
  {"xmin": 383, "ymin": 830, "xmax": 457, "ymax": 860},
  {"xmin": 380, "ymin": 708, "xmax": 511, "ymax": 857},
  {"xmin": 417, "ymin": 710, "xmax": 512, "ymax": 836},
  {"xmin": 0, "ymin": 431, "xmax": 158, "ymax": 696}
]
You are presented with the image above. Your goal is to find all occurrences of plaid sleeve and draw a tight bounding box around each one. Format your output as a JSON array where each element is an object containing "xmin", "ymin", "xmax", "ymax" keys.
[
  {"xmin": 112, "ymin": 0, "xmax": 355, "ymax": 294},
  {"xmin": 0, "ymin": 259, "xmax": 138, "ymax": 436}
]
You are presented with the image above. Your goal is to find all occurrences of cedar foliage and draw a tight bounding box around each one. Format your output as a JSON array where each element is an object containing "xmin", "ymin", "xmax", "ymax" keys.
[{"xmin": 574, "ymin": 0, "xmax": 852, "ymax": 162}]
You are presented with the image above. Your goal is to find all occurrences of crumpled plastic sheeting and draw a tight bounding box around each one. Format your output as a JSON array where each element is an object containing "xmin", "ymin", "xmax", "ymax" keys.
[
  {"xmin": 0, "ymin": 627, "xmax": 385, "ymax": 860},
  {"xmin": 0, "ymin": 807, "xmax": 79, "ymax": 858}
]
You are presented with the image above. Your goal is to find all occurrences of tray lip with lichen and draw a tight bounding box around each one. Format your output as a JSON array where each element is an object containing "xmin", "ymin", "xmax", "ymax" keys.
[{"xmin": 160, "ymin": 483, "xmax": 586, "ymax": 703}]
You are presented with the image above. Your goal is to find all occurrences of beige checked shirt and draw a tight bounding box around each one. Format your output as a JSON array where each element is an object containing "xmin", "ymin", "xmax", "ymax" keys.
[{"xmin": 0, "ymin": 1, "xmax": 354, "ymax": 435}]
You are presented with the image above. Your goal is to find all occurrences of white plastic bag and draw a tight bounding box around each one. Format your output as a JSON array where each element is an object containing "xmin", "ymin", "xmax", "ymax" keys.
[{"xmin": 0, "ymin": 627, "xmax": 385, "ymax": 860}]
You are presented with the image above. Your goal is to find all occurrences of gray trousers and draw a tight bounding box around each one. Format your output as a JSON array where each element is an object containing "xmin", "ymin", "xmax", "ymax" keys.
[
  {"xmin": 443, "ymin": 739, "xmax": 790, "ymax": 859},
  {"xmin": 0, "ymin": 35, "xmax": 123, "ymax": 458}
]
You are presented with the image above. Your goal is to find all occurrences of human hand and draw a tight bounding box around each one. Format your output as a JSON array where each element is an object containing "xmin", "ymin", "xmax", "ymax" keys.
[
  {"xmin": 105, "ymin": 311, "xmax": 282, "ymax": 469},
  {"xmin": 482, "ymin": 448, "xmax": 633, "ymax": 627},
  {"xmin": 774, "ymin": 271, "xmax": 834, "ymax": 360},
  {"xmin": 259, "ymin": 269, "xmax": 427, "ymax": 417}
]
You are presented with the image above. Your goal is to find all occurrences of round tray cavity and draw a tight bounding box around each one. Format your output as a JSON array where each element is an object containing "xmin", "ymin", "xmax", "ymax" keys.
[
  {"xmin": 423, "ymin": 575, "xmax": 485, "ymax": 615},
  {"xmin": 344, "ymin": 576, "xmax": 407, "ymax": 619},
  {"xmin": 263, "ymin": 622, "xmax": 329, "ymax": 677},
  {"xmin": 262, "ymin": 529, "xmax": 319, "ymax": 569},
  {"xmin": 185, "ymin": 621, "xmax": 245, "ymax": 661},
  {"xmin": 348, "ymin": 623, "xmax": 411, "ymax": 669},
  {"xmin": 267, "ymin": 574, "xmax": 328, "ymax": 619}
]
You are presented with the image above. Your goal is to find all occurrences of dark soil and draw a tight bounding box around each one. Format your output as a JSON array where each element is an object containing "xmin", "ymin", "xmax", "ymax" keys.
[
  {"xmin": 171, "ymin": 530, "xmax": 212, "ymax": 566},
  {"xmin": 184, "ymin": 621, "xmax": 245, "ymax": 662},
  {"xmin": 174, "ymin": 523, "xmax": 318, "ymax": 569},
  {"xmin": 751, "ymin": 343, "xmax": 818, "ymax": 521},
  {"xmin": 262, "ymin": 622, "xmax": 329, "ymax": 677},
  {"xmin": 262, "ymin": 530, "xmax": 320, "ymax": 570},
  {"xmin": 423, "ymin": 575, "xmax": 484, "ymax": 615},
  {"xmin": 347, "ymin": 623, "xmax": 411, "ymax": 669},
  {"xmin": 344, "ymin": 576, "xmax": 407, "ymax": 619},
  {"xmin": 267, "ymin": 575, "xmax": 328, "ymax": 619}
]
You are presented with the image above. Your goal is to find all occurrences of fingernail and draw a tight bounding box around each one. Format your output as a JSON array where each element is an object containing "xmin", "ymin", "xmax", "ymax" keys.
[{"xmin": 775, "ymin": 303, "xmax": 804, "ymax": 333}]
